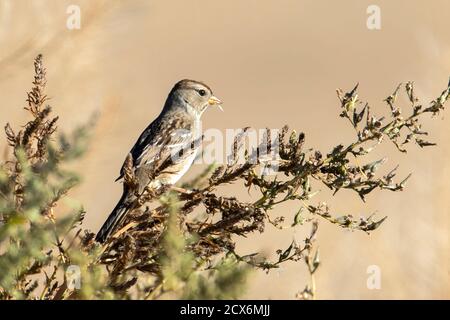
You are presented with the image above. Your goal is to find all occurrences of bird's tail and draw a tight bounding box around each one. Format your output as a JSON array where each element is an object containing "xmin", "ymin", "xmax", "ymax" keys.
[{"xmin": 95, "ymin": 193, "xmax": 130, "ymax": 243}]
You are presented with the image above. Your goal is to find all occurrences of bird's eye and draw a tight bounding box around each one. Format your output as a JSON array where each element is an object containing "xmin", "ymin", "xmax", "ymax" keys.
[{"xmin": 198, "ymin": 89, "xmax": 206, "ymax": 96}]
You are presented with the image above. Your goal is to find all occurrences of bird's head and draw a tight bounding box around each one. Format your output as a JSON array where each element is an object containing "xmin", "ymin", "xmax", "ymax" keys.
[{"xmin": 167, "ymin": 79, "xmax": 223, "ymax": 116}]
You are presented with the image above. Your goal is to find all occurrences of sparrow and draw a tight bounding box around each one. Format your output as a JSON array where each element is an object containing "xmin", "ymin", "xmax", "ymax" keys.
[{"xmin": 95, "ymin": 79, "xmax": 222, "ymax": 243}]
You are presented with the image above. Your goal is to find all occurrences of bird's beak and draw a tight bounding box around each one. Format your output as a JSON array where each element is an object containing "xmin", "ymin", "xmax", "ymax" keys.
[{"xmin": 208, "ymin": 96, "xmax": 224, "ymax": 111}]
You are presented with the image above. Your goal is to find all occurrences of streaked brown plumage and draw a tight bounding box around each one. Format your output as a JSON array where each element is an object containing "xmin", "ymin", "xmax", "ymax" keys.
[{"xmin": 96, "ymin": 79, "xmax": 222, "ymax": 243}]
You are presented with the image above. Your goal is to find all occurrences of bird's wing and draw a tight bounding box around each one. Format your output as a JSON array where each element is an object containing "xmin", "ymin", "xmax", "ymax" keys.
[{"xmin": 115, "ymin": 116, "xmax": 198, "ymax": 182}]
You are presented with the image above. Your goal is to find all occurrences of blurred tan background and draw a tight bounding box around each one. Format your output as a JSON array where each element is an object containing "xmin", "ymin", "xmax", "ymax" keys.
[{"xmin": 0, "ymin": 0, "xmax": 448, "ymax": 299}]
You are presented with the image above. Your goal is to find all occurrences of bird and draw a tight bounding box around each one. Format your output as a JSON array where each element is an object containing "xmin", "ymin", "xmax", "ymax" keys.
[{"xmin": 95, "ymin": 79, "xmax": 222, "ymax": 243}]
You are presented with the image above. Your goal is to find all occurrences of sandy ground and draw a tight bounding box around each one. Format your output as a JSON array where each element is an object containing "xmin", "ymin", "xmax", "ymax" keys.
[{"xmin": 0, "ymin": 0, "xmax": 449, "ymax": 299}]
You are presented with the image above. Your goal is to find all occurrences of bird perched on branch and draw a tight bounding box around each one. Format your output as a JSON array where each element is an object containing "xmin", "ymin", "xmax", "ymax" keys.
[{"xmin": 95, "ymin": 79, "xmax": 223, "ymax": 243}]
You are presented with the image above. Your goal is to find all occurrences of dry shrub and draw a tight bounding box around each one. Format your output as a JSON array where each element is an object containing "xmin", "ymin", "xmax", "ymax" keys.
[{"xmin": 0, "ymin": 55, "xmax": 448, "ymax": 299}]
